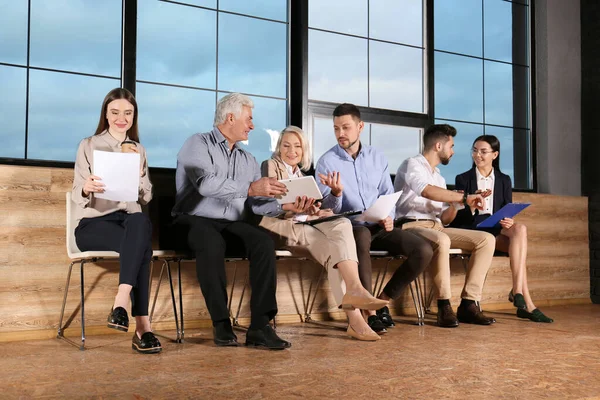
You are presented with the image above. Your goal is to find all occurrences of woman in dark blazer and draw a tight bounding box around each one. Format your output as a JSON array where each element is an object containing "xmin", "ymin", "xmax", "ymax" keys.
[{"xmin": 451, "ymin": 135, "xmax": 552, "ymax": 323}]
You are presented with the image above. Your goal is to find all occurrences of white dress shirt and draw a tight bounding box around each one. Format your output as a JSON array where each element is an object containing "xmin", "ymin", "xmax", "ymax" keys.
[
  {"xmin": 476, "ymin": 167, "xmax": 494, "ymax": 215},
  {"xmin": 394, "ymin": 154, "xmax": 450, "ymax": 222},
  {"xmin": 283, "ymin": 160, "xmax": 303, "ymax": 179}
]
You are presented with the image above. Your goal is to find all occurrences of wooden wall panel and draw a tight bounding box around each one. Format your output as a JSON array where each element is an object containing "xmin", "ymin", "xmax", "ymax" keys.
[{"xmin": 0, "ymin": 165, "xmax": 590, "ymax": 342}]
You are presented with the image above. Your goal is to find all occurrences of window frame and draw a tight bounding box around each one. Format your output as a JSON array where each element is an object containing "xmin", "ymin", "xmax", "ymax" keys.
[{"xmin": 0, "ymin": 0, "xmax": 537, "ymax": 193}]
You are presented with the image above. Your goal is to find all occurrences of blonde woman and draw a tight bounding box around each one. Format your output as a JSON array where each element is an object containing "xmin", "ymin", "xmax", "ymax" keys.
[{"xmin": 260, "ymin": 126, "xmax": 388, "ymax": 341}]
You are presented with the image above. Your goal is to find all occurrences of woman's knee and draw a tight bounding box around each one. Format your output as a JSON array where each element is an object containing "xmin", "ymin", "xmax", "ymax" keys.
[
  {"xmin": 126, "ymin": 212, "xmax": 152, "ymax": 232},
  {"xmin": 513, "ymin": 223, "xmax": 527, "ymax": 238}
]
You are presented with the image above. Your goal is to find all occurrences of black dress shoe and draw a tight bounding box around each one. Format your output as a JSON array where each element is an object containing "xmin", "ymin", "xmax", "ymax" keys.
[
  {"xmin": 132, "ymin": 332, "xmax": 162, "ymax": 354},
  {"xmin": 376, "ymin": 306, "xmax": 395, "ymax": 327},
  {"xmin": 437, "ymin": 304, "xmax": 459, "ymax": 328},
  {"xmin": 107, "ymin": 307, "xmax": 129, "ymax": 332},
  {"xmin": 457, "ymin": 302, "xmax": 496, "ymax": 325},
  {"xmin": 367, "ymin": 315, "xmax": 387, "ymax": 333},
  {"xmin": 213, "ymin": 320, "xmax": 239, "ymax": 347},
  {"xmin": 245, "ymin": 325, "xmax": 291, "ymax": 350}
]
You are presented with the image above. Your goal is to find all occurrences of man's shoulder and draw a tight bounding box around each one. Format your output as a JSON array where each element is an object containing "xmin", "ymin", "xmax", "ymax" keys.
[
  {"xmin": 361, "ymin": 144, "xmax": 387, "ymax": 161},
  {"xmin": 182, "ymin": 131, "xmax": 212, "ymax": 146},
  {"xmin": 316, "ymin": 146, "xmax": 341, "ymax": 166},
  {"xmin": 402, "ymin": 154, "xmax": 425, "ymax": 170}
]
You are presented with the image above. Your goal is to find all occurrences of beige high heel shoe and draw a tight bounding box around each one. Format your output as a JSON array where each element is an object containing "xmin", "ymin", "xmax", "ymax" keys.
[
  {"xmin": 341, "ymin": 293, "xmax": 389, "ymax": 310},
  {"xmin": 347, "ymin": 325, "xmax": 380, "ymax": 341}
]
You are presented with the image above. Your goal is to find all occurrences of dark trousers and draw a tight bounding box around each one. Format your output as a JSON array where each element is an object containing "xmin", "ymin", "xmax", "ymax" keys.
[
  {"xmin": 353, "ymin": 225, "xmax": 433, "ymax": 299},
  {"xmin": 75, "ymin": 211, "xmax": 153, "ymax": 316},
  {"xmin": 174, "ymin": 215, "xmax": 278, "ymax": 329}
]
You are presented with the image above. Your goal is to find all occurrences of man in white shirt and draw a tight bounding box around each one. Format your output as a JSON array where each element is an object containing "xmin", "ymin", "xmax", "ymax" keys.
[{"xmin": 394, "ymin": 124, "xmax": 496, "ymax": 328}]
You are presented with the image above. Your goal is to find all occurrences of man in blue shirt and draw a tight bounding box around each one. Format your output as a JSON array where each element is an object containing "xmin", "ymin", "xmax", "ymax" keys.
[
  {"xmin": 172, "ymin": 93, "xmax": 294, "ymax": 350},
  {"xmin": 316, "ymin": 103, "xmax": 433, "ymax": 332}
]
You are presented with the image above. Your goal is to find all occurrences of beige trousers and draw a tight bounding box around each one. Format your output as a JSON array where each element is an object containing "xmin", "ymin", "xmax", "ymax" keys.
[
  {"xmin": 402, "ymin": 221, "xmax": 495, "ymax": 301},
  {"xmin": 260, "ymin": 217, "xmax": 358, "ymax": 305}
]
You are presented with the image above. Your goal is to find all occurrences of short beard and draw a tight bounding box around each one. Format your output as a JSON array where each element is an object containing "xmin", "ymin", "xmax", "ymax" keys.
[
  {"xmin": 339, "ymin": 138, "xmax": 359, "ymax": 150},
  {"xmin": 440, "ymin": 154, "xmax": 451, "ymax": 165}
]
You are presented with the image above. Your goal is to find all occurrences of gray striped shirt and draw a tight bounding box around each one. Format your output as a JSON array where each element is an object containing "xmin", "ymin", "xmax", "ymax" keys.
[{"xmin": 172, "ymin": 127, "xmax": 283, "ymax": 221}]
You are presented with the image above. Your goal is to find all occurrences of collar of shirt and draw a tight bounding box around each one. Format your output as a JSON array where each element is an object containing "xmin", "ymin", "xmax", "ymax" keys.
[
  {"xmin": 416, "ymin": 154, "xmax": 441, "ymax": 177},
  {"xmin": 282, "ymin": 160, "xmax": 302, "ymax": 178},
  {"xmin": 475, "ymin": 167, "xmax": 495, "ymax": 183},
  {"xmin": 99, "ymin": 130, "xmax": 130, "ymax": 150},
  {"xmin": 211, "ymin": 127, "xmax": 239, "ymax": 153},
  {"xmin": 333, "ymin": 143, "xmax": 364, "ymax": 162}
]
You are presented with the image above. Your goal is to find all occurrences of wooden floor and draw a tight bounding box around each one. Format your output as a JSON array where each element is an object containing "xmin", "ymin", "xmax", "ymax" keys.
[{"xmin": 1, "ymin": 304, "xmax": 599, "ymax": 399}]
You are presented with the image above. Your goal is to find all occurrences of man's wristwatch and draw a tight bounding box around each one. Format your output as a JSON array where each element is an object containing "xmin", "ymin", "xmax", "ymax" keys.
[{"xmin": 462, "ymin": 192, "xmax": 468, "ymax": 206}]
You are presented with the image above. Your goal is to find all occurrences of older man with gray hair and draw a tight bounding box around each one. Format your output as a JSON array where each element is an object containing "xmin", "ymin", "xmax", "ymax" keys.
[{"xmin": 172, "ymin": 93, "xmax": 291, "ymax": 350}]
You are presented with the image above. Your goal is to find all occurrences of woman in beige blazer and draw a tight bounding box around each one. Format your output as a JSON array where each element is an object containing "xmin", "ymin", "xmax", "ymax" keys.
[
  {"xmin": 72, "ymin": 88, "xmax": 161, "ymax": 353},
  {"xmin": 260, "ymin": 126, "xmax": 387, "ymax": 341}
]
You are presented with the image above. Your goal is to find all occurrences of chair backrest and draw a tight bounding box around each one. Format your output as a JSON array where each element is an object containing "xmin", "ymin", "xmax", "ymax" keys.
[{"xmin": 65, "ymin": 192, "xmax": 82, "ymax": 257}]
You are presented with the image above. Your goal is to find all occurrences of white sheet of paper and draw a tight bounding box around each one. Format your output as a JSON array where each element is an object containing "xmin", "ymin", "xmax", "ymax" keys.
[
  {"xmin": 355, "ymin": 191, "xmax": 402, "ymax": 223},
  {"xmin": 93, "ymin": 150, "xmax": 140, "ymax": 202}
]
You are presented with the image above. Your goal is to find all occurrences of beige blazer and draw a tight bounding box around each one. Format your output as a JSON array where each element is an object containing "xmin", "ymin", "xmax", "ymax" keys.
[
  {"xmin": 259, "ymin": 157, "xmax": 308, "ymax": 246},
  {"xmin": 71, "ymin": 130, "xmax": 153, "ymax": 223},
  {"xmin": 261, "ymin": 156, "xmax": 292, "ymax": 181}
]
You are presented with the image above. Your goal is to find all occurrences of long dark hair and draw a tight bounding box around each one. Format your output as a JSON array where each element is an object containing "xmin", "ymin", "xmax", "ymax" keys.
[
  {"xmin": 94, "ymin": 88, "xmax": 139, "ymax": 142},
  {"xmin": 471, "ymin": 134, "xmax": 501, "ymax": 171}
]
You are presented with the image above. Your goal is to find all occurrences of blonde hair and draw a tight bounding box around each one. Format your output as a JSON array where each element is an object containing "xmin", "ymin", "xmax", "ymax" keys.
[
  {"xmin": 214, "ymin": 93, "xmax": 254, "ymax": 125},
  {"xmin": 273, "ymin": 125, "xmax": 311, "ymax": 172}
]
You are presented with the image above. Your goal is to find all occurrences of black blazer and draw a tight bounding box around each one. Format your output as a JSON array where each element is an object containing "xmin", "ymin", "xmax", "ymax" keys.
[{"xmin": 450, "ymin": 167, "xmax": 512, "ymax": 229}]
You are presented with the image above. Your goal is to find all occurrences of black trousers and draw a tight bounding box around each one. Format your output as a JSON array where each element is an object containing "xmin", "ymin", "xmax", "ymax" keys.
[
  {"xmin": 174, "ymin": 215, "xmax": 278, "ymax": 329},
  {"xmin": 75, "ymin": 211, "xmax": 153, "ymax": 317},
  {"xmin": 353, "ymin": 224, "xmax": 433, "ymax": 299}
]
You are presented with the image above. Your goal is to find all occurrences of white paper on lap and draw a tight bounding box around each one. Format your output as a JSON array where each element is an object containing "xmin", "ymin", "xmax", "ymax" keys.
[
  {"xmin": 93, "ymin": 150, "xmax": 140, "ymax": 202},
  {"xmin": 355, "ymin": 191, "xmax": 402, "ymax": 223}
]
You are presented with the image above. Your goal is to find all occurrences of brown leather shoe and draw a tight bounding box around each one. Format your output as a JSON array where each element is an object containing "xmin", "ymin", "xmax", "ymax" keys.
[
  {"xmin": 457, "ymin": 302, "xmax": 496, "ymax": 325},
  {"xmin": 437, "ymin": 304, "xmax": 459, "ymax": 328}
]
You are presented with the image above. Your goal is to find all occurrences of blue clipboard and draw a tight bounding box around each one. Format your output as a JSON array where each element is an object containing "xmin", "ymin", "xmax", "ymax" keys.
[{"xmin": 476, "ymin": 203, "xmax": 531, "ymax": 228}]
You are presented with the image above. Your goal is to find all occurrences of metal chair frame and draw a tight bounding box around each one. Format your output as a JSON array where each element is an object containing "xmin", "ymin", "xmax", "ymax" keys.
[{"xmin": 58, "ymin": 192, "xmax": 178, "ymax": 350}]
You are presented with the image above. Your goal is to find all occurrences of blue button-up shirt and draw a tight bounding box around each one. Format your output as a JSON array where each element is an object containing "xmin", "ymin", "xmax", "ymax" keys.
[
  {"xmin": 172, "ymin": 127, "xmax": 283, "ymax": 221},
  {"xmin": 315, "ymin": 143, "xmax": 394, "ymax": 224}
]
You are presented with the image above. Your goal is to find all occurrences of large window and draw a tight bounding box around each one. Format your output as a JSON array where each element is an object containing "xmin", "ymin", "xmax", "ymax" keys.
[
  {"xmin": 434, "ymin": 0, "xmax": 531, "ymax": 189},
  {"xmin": 0, "ymin": 0, "xmax": 288, "ymax": 168},
  {"xmin": 136, "ymin": 0, "xmax": 289, "ymax": 168},
  {"xmin": 0, "ymin": 0, "xmax": 533, "ymax": 190},
  {"xmin": 308, "ymin": 0, "xmax": 427, "ymax": 169},
  {"xmin": 0, "ymin": 0, "xmax": 122, "ymax": 162}
]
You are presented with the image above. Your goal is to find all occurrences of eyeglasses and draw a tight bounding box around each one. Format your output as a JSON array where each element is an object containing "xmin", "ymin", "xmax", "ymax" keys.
[{"xmin": 471, "ymin": 148, "xmax": 494, "ymax": 156}]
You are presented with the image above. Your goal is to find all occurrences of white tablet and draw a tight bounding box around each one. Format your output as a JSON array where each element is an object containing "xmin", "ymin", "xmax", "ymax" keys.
[{"xmin": 276, "ymin": 176, "xmax": 324, "ymax": 204}]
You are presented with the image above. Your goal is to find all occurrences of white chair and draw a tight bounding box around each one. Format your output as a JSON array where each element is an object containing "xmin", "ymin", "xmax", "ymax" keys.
[{"xmin": 58, "ymin": 192, "xmax": 179, "ymax": 350}]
